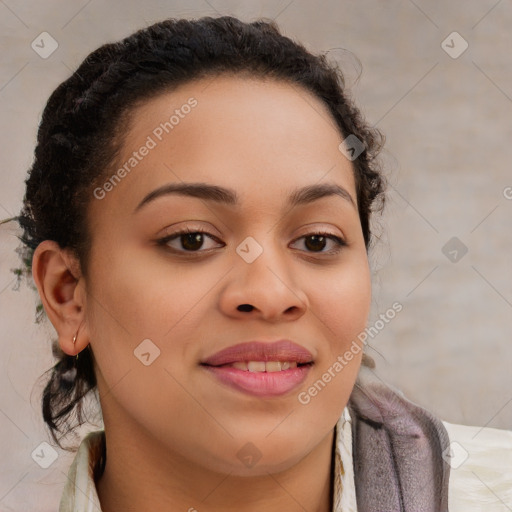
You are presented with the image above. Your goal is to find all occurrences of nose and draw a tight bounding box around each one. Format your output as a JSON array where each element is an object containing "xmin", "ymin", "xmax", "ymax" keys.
[{"xmin": 218, "ymin": 240, "xmax": 309, "ymax": 323}]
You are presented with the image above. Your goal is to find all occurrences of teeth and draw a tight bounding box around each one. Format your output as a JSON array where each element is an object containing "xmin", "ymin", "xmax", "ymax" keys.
[
  {"xmin": 229, "ymin": 361, "xmax": 299, "ymax": 372},
  {"xmin": 265, "ymin": 361, "xmax": 282, "ymax": 373},
  {"xmin": 247, "ymin": 361, "xmax": 266, "ymax": 372}
]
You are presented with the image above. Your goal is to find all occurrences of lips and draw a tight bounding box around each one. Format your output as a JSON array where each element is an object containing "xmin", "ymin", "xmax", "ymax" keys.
[
  {"xmin": 200, "ymin": 340, "xmax": 314, "ymax": 398},
  {"xmin": 201, "ymin": 340, "xmax": 314, "ymax": 367}
]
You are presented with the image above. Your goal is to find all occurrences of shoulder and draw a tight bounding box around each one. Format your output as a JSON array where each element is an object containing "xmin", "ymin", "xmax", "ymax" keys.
[{"xmin": 442, "ymin": 420, "xmax": 512, "ymax": 511}]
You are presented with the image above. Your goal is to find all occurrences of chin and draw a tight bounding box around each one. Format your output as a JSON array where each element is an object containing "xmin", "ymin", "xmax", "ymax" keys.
[
  {"xmin": 223, "ymin": 451, "xmax": 306, "ymax": 478},
  {"xmin": 198, "ymin": 433, "xmax": 321, "ymax": 478}
]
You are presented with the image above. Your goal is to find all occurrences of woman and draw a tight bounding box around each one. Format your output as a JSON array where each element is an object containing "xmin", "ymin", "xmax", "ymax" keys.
[{"xmin": 13, "ymin": 15, "xmax": 511, "ymax": 511}]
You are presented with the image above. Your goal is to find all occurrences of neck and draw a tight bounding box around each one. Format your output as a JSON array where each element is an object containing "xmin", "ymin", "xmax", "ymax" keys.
[{"xmin": 96, "ymin": 417, "xmax": 335, "ymax": 512}]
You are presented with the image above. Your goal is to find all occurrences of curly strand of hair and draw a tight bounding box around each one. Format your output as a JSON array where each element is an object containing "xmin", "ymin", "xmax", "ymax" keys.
[{"xmin": 41, "ymin": 344, "xmax": 96, "ymax": 450}]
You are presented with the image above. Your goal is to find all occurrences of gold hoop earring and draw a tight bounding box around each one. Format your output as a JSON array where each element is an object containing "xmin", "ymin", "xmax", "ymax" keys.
[{"xmin": 73, "ymin": 326, "xmax": 81, "ymax": 360}]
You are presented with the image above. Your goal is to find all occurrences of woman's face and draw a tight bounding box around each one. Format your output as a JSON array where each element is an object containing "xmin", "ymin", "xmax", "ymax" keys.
[{"xmin": 83, "ymin": 74, "xmax": 371, "ymax": 475}]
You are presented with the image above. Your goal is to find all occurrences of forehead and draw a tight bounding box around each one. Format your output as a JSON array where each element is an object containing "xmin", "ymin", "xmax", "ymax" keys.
[{"xmin": 91, "ymin": 74, "xmax": 357, "ymax": 219}]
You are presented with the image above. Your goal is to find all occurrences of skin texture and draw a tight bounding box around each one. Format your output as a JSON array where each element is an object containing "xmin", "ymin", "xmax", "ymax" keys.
[{"xmin": 32, "ymin": 75, "xmax": 372, "ymax": 512}]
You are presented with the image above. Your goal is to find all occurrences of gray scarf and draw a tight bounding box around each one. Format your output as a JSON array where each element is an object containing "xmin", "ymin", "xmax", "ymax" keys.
[{"xmin": 348, "ymin": 377, "xmax": 451, "ymax": 511}]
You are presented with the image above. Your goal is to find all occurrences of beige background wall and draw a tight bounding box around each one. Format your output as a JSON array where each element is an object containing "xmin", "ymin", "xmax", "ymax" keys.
[{"xmin": 1, "ymin": 1, "xmax": 511, "ymax": 510}]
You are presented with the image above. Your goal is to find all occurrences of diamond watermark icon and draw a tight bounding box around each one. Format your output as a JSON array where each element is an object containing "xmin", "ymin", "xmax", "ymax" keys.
[
  {"xmin": 236, "ymin": 442, "xmax": 262, "ymax": 468},
  {"xmin": 31, "ymin": 32, "xmax": 59, "ymax": 59},
  {"xmin": 441, "ymin": 32, "xmax": 468, "ymax": 59},
  {"xmin": 442, "ymin": 236, "xmax": 468, "ymax": 263},
  {"xmin": 31, "ymin": 441, "xmax": 58, "ymax": 469},
  {"xmin": 338, "ymin": 134, "xmax": 365, "ymax": 161},
  {"xmin": 134, "ymin": 338, "xmax": 161, "ymax": 366},
  {"xmin": 236, "ymin": 236, "xmax": 263, "ymax": 263},
  {"xmin": 442, "ymin": 441, "xmax": 469, "ymax": 469}
]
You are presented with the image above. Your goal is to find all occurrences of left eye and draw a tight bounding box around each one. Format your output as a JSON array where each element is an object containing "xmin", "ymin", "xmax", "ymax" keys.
[
  {"xmin": 290, "ymin": 232, "xmax": 346, "ymax": 254},
  {"xmin": 157, "ymin": 229, "xmax": 346, "ymax": 255}
]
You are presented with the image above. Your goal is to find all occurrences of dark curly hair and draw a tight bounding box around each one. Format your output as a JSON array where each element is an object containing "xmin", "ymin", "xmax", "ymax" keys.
[{"xmin": 13, "ymin": 15, "xmax": 386, "ymax": 450}]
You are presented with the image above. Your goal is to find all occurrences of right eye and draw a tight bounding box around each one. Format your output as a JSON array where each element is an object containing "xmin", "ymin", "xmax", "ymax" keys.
[{"xmin": 157, "ymin": 228, "xmax": 225, "ymax": 253}]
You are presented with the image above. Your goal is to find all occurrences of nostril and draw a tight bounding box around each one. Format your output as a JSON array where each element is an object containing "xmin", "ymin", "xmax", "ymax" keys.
[{"xmin": 238, "ymin": 304, "xmax": 254, "ymax": 312}]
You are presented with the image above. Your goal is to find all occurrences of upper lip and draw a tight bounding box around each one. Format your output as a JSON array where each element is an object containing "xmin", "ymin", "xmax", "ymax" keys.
[{"xmin": 201, "ymin": 340, "xmax": 314, "ymax": 367}]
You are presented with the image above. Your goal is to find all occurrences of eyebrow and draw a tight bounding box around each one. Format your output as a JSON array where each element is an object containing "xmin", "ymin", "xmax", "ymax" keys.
[{"xmin": 133, "ymin": 181, "xmax": 356, "ymax": 213}]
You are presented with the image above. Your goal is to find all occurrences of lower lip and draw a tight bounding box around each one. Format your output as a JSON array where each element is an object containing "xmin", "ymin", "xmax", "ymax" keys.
[{"xmin": 202, "ymin": 364, "xmax": 312, "ymax": 398}]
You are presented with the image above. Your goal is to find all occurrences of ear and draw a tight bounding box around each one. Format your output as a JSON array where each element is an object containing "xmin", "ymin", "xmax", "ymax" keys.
[{"xmin": 32, "ymin": 240, "xmax": 88, "ymax": 356}]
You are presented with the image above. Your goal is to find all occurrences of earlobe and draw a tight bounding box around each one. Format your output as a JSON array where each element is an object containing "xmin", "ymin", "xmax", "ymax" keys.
[{"xmin": 32, "ymin": 240, "xmax": 87, "ymax": 356}]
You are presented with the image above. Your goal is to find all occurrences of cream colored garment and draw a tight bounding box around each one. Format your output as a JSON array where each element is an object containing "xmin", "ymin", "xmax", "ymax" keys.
[
  {"xmin": 58, "ymin": 409, "xmax": 512, "ymax": 511},
  {"xmin": 442, "ymin": 420, "xmax": 512, "ymax": 511},
  {"xmin": 59, "ymin": 430, "xmax": 103, "ymax": 512}
]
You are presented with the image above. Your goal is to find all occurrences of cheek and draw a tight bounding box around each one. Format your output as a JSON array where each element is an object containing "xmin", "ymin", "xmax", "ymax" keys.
[
  {"xmin": 83, "ymin": 244, "xmax": 217, "ymax": 450},
  {"xmin": 84, "ymin": 241, "xmax": 225, "ymax": 383},
  {"xmin": 86, "ymin": 242, "xmax": 195, "ymax": 334},
  {"xmin": 296, "ymin": 252, "xmax": 370, "ymax": 412},
  {"xmin": 308, "ymin": 259, "xmax": 370, "ymax": 392},
  {"xmin": 310, "ymin": 253, "xmax": 372, "ymax": 352}
]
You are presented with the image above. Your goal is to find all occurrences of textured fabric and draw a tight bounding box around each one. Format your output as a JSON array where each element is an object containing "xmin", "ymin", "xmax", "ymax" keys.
[
  {"xmin": 58, "ymin": 385, "xmax": 512, "ymax": 511},
  {"xmin": 442, "ymin": 420, "xmax": 512, "ymax": 510},
  {"xmin": 334, "ymin": 407, "xmax": 359, "ymax": 511},
  {"xmin": 59, "ymin": 429, "xmax": 103, "ymax": 512},
  {"xmin": 348, "ymin": 380, "xmax": 451, "ymax": 511}
]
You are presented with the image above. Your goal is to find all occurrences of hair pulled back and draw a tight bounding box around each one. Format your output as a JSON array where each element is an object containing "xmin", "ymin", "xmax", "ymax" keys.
[{"xmin": 16, "ymin": 15, "xmax": 385, "ymax": 448}]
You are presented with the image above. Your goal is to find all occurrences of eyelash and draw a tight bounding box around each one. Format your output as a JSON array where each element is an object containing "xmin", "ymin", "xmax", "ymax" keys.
[{"xmin": 156, "ymin": 227, "xmax": 347, "ymax": 256}]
